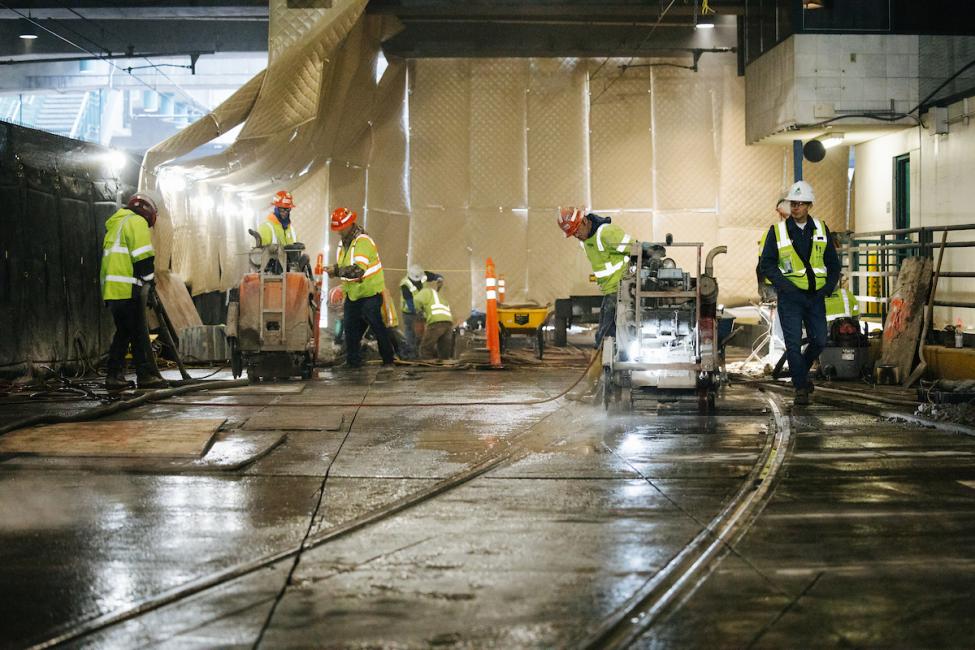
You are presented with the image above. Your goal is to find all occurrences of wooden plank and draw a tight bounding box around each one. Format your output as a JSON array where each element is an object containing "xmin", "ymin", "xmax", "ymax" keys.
[
  {"xmin": 880, "ymin": 257, "xmax": 933, "ymax": 382},
  {"xmin": 243, "ymin": 409, "xmax": 344, "ymax": 431},
  {"xmin": 0, "ymin": 430, "xmax": 284, "ymax": 472},
  {"xmin": 0, "ymin": 418, "xmax": 224, "ymax": 458},
  {"xmin": 149, "ymin": 269, "xmax": 203, "ymax": 334}
]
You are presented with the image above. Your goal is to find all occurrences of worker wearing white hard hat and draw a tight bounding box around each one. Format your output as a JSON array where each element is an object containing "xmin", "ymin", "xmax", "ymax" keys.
[
  {"xmin": 398, "ymin": 263, "xmax": 441, "ymax": 359},
  {"xmin": 758, "ymin": 180, "xmax": 840, "ymax": 406}
]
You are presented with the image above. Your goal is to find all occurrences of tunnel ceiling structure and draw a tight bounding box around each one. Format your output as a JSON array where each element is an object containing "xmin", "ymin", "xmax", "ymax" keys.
[{"xmin": 0, "ymin": 1, "xmax": 742, "ymax": 61}]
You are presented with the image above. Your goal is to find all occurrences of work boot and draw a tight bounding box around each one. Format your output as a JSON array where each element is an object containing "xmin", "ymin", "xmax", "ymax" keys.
[
  {"xmin": 137, "ymin": 372, "xmax": 170, "ymax": 390},
  {"xmin": 105, "ymin": 370, "xmax": 129, "ymax": 390},
  {"xmin": 794, "ymin": 387, "xmax": 811, "ymax": 406}
]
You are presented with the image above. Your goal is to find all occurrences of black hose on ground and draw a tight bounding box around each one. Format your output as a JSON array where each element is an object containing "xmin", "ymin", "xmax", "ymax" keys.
[{"xmin": 0, "ymin": 378, "xmax": 249, "ymax": 437}]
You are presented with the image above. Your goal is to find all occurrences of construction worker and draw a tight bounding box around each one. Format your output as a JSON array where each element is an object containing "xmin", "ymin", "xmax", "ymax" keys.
[
  {"xmin": 757, "ymin": 199, "xmax": 792, "ymax": 297},
  {"xmin": 325, "ymin": 207, "xmax": 395, "ymax": 368},
  {"xmin": 259, "ymin": 190, "xmax": 298, "ymax": 246},
  {"xmin": 414, "ymin": 275, "xmax": 454, "ymax": 360},
  {"xmin": 557, "ymin": 206, "xmax": 633, "ymax": 348},
  {"xmin": 825, "ymin": 281, "xmax": 860, "ymax": 322},
  {"xmin": 100, "ymin": 191, "xmax": 169, "ymax": 390},
  {"xmin": 399, "ymin": 264, "xmax": 425, "ymax": 359},
  {"xmin": 758, "ymin": 181, "xmax": 841, "ymax": 405}
]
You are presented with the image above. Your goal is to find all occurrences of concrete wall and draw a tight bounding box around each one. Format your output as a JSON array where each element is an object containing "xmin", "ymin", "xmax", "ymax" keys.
[
  {"xmin": 854, "ymin": 96, "xmax": 975, "ymax": 329},
  {"xmin": 746, "ymin": 34, "xmax": 918, "ymax": 143}
]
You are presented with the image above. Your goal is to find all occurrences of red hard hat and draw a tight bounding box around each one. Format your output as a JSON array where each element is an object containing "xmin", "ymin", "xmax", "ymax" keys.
[
  {"xmin": 557, "ymin": 206, "xmax": 584, "ymax": 238},
  {"xmin": 330, "ymin": 207, "xmax": 357, "ymax": 231},
  {"xmin": 127, "ymin": 190, "xmax": 162, "ymax": 228},
  {"xmin": 271, "ymin": 190, "xmax": 295, "ymax": 209},
  {"xmin": 328, "ymin": 286, "xmax": 345, "ymax": 308}
]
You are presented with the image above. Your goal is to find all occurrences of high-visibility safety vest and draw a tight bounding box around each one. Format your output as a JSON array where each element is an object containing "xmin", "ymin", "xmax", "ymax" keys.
[
  {"xmin": 336, "ymin": 232, "xmax": 384, "ymax": 301},
  {"xmin": 258, "ymin": 215, "xmax": 297, "ymax": 246},
  {"xmin": 825, "ymin": 287, "xmax": 859, "ymax": 322},
  {"xmin": 771, "ymin": 218, "xmax": 828, "ymax": 291},
  {"xmin": 582, "ymin": 223, "xmax": 632, "ymax": 296},
  {"xmin": 100, "ymin": 208, "xmax": 155, "ymax": 300},
  {"xmin": 413, "ymin": 287, "xmax": 453, "ymax": 325},
  {"xmin": 399, "ymin": 275, "xmax": 422, "ymax": 314}
]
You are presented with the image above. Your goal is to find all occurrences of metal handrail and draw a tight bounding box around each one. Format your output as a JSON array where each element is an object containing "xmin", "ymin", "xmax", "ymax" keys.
[{"xmin": 841, "ymin": 223, "xmax": 975, "ymax": 323}]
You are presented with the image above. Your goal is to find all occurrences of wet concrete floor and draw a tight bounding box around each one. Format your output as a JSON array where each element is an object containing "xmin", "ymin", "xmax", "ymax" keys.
[{"xmin": 1, "ymin": 367, "xmax": 974, "ymax": 647}]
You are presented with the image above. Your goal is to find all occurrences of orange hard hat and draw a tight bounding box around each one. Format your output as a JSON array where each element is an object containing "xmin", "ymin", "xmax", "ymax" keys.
[
  {"xmin": 328, "ymin": 286, "xmax": 345, "ymax": 307},
  {"xmin": 271, "ymin": 190, "xmax": 295, "ymax": 209},
  {"xmin": 557, "ymin": 206, "xmax": 584, "ymax": 238},
  {"xmin": 330, "ymin": 207, "xmax": 357, "ymax": 231}
]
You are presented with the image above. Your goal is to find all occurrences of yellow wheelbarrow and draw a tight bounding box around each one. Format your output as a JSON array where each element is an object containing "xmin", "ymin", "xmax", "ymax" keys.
[{"xmin": 496, "ymin": 304, "xmax": 551, "ymax": 359}]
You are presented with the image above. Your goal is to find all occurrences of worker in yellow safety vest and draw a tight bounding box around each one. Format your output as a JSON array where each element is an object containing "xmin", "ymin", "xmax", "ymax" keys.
[
  {"xmin": 825, "ymin": 284, "xmax": 860, "ymax": 322},
  {"xmin": 557, "ymin": 206, "xmax": 633, "ymax": 348},
  {"xmin": 100, "ymin": 191, "xmax": 169, "ymax": 390},
  {"xmin": 758, "ymin": 181, "xmax": 840, "ymax": 405},
  {"xmin": 413, "ymin": 275, "xmax": 454, "ymax": 360},
  {"xmin": 325, "ymin": 207, "xmax": 395, "ymax": 368},
  {"xmin": 399, "ymin": 264, "xmax": 442, "ymax": 359},
  {"xmin": 258, "ymin": 190, "xmax": 298, "ymax": 246}
]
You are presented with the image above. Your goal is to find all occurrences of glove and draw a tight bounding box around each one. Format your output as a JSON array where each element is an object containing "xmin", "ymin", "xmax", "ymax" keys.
[{"xmin": 338, "ymin": 265, "xmax": 365, "ymax": 280}]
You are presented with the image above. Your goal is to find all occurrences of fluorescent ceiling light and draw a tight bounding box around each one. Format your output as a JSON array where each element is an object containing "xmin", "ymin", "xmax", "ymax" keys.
[{"xmin": 803, "ymin": 1, "xmax": 825, "ymax": 8}]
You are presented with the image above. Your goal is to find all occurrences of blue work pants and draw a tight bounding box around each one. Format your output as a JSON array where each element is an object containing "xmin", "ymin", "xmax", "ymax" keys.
[
  {"xmin": 777, "ymin": 289, "xmax": 827, "ymax": 390},
  {"xmin": 344, "ymin": 293, "xmax": 396, "ymax": 366},
  {"xmin": 595, "ymin": 293, "xmax": 617, "ymax": 349}
]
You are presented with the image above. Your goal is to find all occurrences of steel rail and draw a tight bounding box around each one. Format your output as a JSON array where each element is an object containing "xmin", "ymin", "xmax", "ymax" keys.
[
  {"xmin": 25, "ymin": 364, "xmax": 600, "ymax": 649},
  {"xmin": 581, "ymin": 390, "xmax": 793, "ymax": 649}
]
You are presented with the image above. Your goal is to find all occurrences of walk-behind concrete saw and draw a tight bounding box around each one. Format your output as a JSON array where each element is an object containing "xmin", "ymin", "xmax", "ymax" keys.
[
  {"xmin": 602, "ymin": 237, "xmax": 727, "ymax": 411},
  {"xmin": 225, "ymin": 232, "xmax": 319, "ymax": 382}
]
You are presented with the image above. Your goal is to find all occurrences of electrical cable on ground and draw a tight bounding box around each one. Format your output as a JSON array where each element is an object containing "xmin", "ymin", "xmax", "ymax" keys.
[
  {"xmin": 153, "ymin": 352, "xmax": 601, "ymax": 410},
  {"xmin": 0, "ymin": 378, "xmax": 248, "ymax": 437}
]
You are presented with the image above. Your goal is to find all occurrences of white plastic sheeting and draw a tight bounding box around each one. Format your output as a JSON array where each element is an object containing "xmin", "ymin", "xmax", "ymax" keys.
[{"xmin": 141, "ymin": 5, "xmax": 850, "ymax": 314}]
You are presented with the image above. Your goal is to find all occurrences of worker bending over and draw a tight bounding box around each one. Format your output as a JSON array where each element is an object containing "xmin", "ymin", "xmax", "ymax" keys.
[
  {"xmin": 758, "ymin": 181, "xmax": 840, "ymax": 405},
  {"xmin": 413, "ymin": 275, "xmax": 454, "ymax": 360},
  {"xmin": 100, "ymin": 191, "xmax": 169, "ymax": 390},
  {"xmin": 326, "ymin": 207, "xmax": 396, "ymax": 368},
  {"xmin": 399, "ymin": 264, "xmax": 441, "ymax": 359},
  {"xmin": 557, "ymin": 206, "xmax": 633, "ymax": 348}
]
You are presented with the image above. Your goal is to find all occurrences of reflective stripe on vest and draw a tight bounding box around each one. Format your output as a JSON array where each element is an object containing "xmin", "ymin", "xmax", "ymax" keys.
[
  {"xmin": 774, "ymin": 218, "xmax": 827, "ymax": 290},
  {"xmin": 336, "ymin": 233, "xmax": 385, "ymax": 300},
  {"xmin": 264, "ymin": 219, "xmax": 296, "ymax": 245},
  {"xmin": 593, "ymin": 259, "xmax": 624, "ymax": 278},
  {"xmin": 102, "ymin": 212, "xmax": 153, "ymax": 299},
  {"xmin": 429, "ymin": 290, "xmax": 452, "ymax": 317}
]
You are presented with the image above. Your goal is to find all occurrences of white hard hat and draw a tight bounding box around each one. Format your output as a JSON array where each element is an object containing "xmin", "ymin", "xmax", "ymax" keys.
[
  {"xmin": 408, "ymin": 264, "xmax": 425, "ymax": 283},
  {"xmin": 786, "ymin": 181, "xmax": 815, "ymax": 203}
]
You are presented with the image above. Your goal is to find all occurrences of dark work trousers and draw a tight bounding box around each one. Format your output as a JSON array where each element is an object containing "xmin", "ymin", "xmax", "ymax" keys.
[
  {"xmin": 777, "ymin": 289, "xmax": 828, "ymax": 390},
  {"xmin": 107, "ymin": 297, "xmax": 158, "ymax": 375},
  {"xmin": 344, "ymin": 293, "xmax": 396, "ymax": 366},
  {"xmin": 401, "ymin": 312, "xmax": 418, "ymax": 359},
  {"xmin": 595, "ymin": 293, "xmax": 617, "ymax": 349},
  {"xmin": 419, "ymin": 320, "xmax": 453, "ymax": 360}
]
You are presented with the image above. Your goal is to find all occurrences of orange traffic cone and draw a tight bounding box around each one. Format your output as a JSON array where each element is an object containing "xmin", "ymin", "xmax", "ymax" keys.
[{"xmin": 485, "ymin": 258, "xmax": 502, "ymax": 368}]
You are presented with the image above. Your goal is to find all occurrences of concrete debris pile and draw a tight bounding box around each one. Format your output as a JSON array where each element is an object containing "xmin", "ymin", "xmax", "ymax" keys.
[{"xmin": 915, "ymin": 380, "xmax": 975, "ymax": 426}]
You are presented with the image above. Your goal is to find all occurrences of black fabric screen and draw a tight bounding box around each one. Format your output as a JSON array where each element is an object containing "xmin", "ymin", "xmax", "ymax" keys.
[{"xmin": 0, "ymin": 121, "xmax": 137, "ymax": 378}]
